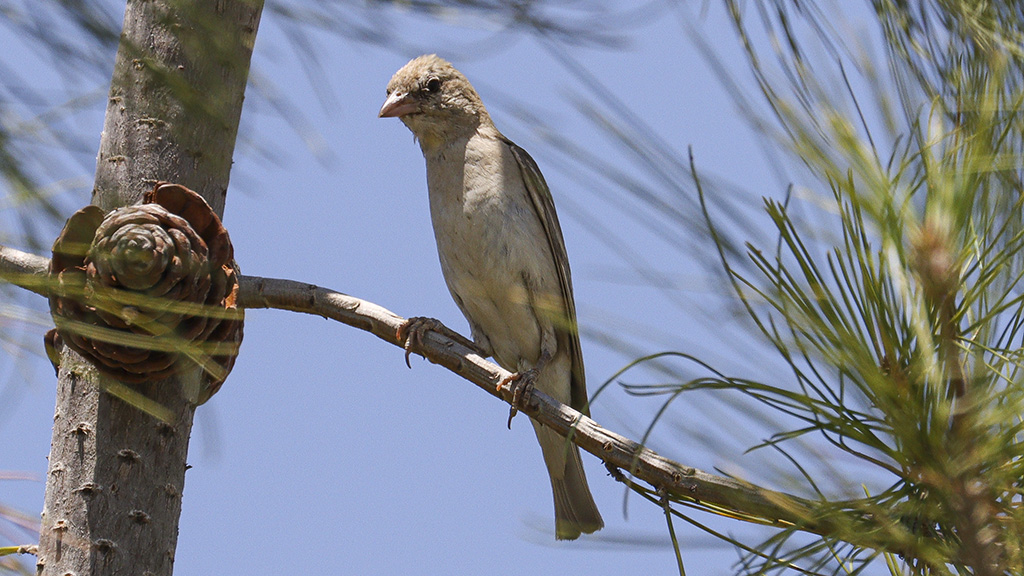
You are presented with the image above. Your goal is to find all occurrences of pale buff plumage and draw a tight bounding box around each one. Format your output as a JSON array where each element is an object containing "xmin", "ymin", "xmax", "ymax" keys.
[{"xmin": 380, "ymin": 54, "xmax": 602, "ymax": 539}]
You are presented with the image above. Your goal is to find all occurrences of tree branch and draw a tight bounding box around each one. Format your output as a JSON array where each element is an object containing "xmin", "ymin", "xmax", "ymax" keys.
[
  {"xmin": 2, "ymin": 243, "xmax": 820, "ymax": 530},
  {"xmin": 10, "ymin": 243, "xmax": 945, "ymax": 560},
  {"xmin": 4, "ymin": 244, "xmax": 952, "ymax": 559},
  {"xmin": 234, "ymin": 275, "xmax": 820, "ymax": 525},
  {"xmin": 6, "ymin": 243, "xmax": 936, "ymax": 553},
  {"xmin": 0, "ymin": 244, "xmax": 50, "ymax": 297}
]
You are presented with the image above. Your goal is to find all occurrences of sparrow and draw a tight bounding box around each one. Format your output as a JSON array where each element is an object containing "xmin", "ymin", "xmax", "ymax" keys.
[{"xmin": 379, "ymin": 54, "xmax": 603, "ymax": 539}]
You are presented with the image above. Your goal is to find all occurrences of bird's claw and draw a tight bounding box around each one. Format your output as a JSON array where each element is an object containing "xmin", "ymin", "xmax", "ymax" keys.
[
  {"xmin": 499, "ymin": 368, "xmax": 538, "ymax": 429},
  {"xmin": 396, "ymin": 317, "xmax": 444, "ymax": 368}
]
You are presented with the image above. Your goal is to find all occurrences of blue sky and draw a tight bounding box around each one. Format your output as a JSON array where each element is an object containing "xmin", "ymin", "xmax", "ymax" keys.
[{"xmin": 1, "ymin": 2, "xmax": 884, "ymax": 574}]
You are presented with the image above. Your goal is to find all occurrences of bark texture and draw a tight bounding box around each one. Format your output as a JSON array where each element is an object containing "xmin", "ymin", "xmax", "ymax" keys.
[
  {"xmin": 36, "ymin": 1, "xmax": 262, "ymax": 574},
  {"xmin": 92, "ymin": 0, "xmax": 261, "ymax": 215}
]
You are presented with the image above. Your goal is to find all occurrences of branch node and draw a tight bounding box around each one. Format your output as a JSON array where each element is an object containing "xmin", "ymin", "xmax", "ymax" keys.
[
  {"xmin": 118, "ymin": 448, "xmax": 141, "ymax": 463},
  {"xmin": 306, "ymin": 284, "xmax": 318, "ymax": 308},
  {"xmin": 128, "ymin": 509, "xmax": 151, "ymax": 524},
  {"xmin": 73, "ymin": 483, "xmax": 102, "ymax": 497},
  {"xmin": 92, "ymin": 539, "xmax": 116, "ymax": 554}
]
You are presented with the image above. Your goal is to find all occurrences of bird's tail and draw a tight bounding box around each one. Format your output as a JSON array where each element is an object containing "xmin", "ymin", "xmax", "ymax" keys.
[{"xmin": 533, "ymin": 422, "xmax": 604, "ymax": 540}]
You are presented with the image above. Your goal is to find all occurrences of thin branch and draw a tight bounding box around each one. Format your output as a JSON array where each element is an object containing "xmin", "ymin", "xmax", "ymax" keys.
[
  {"xmin": 0, "ymin": 242, "xmax": 910, "ymax": 554},
  {"xmin": 0, "ymin": 544, "xmax": 38, "ymax": 557},
  {"xmin": 0, "ymin": 244, "xmax": 50, "ymax": 297},
  {"xmin": 230, "ymin": 274, "xmax": 816, "ymax": 525}
]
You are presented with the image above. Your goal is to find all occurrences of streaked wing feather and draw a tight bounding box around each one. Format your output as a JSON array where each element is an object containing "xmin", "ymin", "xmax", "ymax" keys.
[{"xmin": 502, "ymin": 136, "xmax": 588, "ymax": 415}]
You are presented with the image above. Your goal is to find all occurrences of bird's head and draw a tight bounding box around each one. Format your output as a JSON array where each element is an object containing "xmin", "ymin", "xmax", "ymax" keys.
[{"xmin": 379, "ymin": 55, "xmax": 490, "ymax": 150}]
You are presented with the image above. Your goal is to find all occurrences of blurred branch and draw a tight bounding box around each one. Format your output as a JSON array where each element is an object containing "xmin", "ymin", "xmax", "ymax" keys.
[
  {"xmin": 0, "ymin": 546, "xmax": 36, "ymax": 558},
  {"xmin": 275, "ymin": 0, "xmax": 646, "ymax": 47},
  {"xmin": 0, "ymin": 245, "xmax": 49, "ymax": 298}
]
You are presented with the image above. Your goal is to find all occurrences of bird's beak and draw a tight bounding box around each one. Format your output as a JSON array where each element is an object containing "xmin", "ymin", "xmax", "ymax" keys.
[{"xmin": 379, "ymin": 91, "xmax": 419, "ymax": 118}]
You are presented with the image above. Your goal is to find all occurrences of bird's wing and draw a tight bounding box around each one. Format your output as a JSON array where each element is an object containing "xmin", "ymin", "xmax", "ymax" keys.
[{"xmin": 501, "ymin": 136, "xmax": 588, "ymax": 415}]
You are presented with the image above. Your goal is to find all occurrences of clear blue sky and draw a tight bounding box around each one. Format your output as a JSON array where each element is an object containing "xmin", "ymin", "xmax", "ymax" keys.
[{"xmin": 2, "ymin": 2, "xmax": 883, "ymax": 574}]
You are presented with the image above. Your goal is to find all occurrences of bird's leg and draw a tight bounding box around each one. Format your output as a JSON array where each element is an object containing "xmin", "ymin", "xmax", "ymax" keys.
[
  {"xmin": 396, "ymin": 316, "xmax": 484, "ymax": 368},
  {"xmin": 501, "ymin": 349, "xmax": 552, "ymax": 428}
]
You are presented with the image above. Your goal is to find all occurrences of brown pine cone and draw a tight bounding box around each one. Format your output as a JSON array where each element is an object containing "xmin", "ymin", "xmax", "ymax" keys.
[{"xmin": 47, "ymin": 182, "xmax": 243, "ymax": 404}]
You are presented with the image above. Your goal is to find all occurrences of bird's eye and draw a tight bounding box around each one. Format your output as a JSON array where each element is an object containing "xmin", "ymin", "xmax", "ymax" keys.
[{"xmin": 425, "ymin": 77, "xmax": 442, "ymax": 93}]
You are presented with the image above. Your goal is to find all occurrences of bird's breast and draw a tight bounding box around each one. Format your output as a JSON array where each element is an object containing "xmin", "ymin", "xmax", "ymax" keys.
[
  {"xmin": 425, "ymin": 136, "xmax": 539, "ymax": 277},
  {"xmin": 423, "ymin": 136, "xmax": 556, "ymax": 367}
]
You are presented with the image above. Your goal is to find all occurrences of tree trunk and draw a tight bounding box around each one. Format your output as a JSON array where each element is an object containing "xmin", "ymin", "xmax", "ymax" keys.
[{"xmin": 36, "ymin": 1, "xmax": 262, "ymax": 574}]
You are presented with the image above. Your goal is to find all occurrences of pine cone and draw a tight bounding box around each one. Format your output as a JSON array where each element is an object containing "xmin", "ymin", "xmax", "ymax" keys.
[{"xmin": 47, "ymin": 182, "xmax": 243, "ymax": 404}]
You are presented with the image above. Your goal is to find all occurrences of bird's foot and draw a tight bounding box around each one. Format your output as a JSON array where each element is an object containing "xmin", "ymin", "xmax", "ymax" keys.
[
  {"xmin": 396, "ymin": 316, "xmax": 447, "ymax": 368},
  {"xmin": 397, "ymin": 316, "xmax": 488, "ymax": 368},
  {"xmin": 499, "ymin": 368, "xmax": 538, "ymax": 429}
]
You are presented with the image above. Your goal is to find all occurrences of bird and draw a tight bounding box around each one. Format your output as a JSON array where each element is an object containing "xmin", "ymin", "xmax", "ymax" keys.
[{"xmin": 379, "ymin": 54, "xmax": 603, "ymax": 540}]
